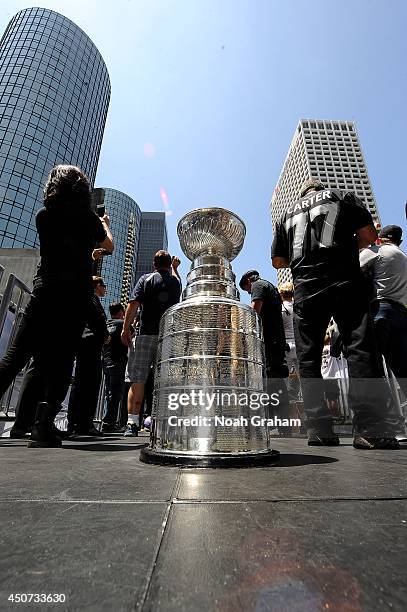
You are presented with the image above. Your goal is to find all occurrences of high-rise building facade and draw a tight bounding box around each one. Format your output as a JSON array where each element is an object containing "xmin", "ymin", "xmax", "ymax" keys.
[
  {"xmin": 134, "ymin": 212, "xmax": 168, "ymax": 283},
  {"xmin": 270, "ymin": 119, "xmax": 380, "ymax": 283},
  {"xmin": 92, "ymin": 188, "xmax": 141, "ymax": 312},
  {"xmin": 0, "ymin": 7, "xmax": 110, "ymax": 248}
]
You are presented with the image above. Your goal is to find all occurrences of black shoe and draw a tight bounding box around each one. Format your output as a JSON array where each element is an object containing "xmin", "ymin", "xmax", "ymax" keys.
[
  {"xmin": 52, "ymin": 425, "xmax": 71, "ymax": 439},
  {"xmin": 71, "ymin": 425, "xmax": 103, "ymax": 436},
  {"xmin": 9, "ymin": 426, "xmax": 30, "ymax": 438},
  {"xmin": 308, "ymin": 434, "xmax": 340, "ymax": 446},
  {"xmin": 27, "ymin": 402, "xmax": 63, "ymax": 448},
  {"xmin": 353, "ymin": 435, "xmax": 400, "ymax": 450},
  {"xmin": 28, "ymin": 429, "xmax": 62, "ymax": 448},
  {"xmin": 102, "ymin": 422, "xmax": 124, "ymax": 433},
  {"xmin": 86, "ymin": 425, "xmax": 104, "ymax": 437}
]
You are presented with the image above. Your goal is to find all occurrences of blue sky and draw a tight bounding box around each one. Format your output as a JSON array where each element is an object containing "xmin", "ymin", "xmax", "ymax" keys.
[{"xmin": 2, "ymin": 0, "xmax": 406, "ymax": 300}]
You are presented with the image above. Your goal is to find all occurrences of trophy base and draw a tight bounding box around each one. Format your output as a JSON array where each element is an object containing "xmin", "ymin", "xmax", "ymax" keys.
[{"xmin": 139, "ymin": 447, "xmax": 280, "ymax": 468}]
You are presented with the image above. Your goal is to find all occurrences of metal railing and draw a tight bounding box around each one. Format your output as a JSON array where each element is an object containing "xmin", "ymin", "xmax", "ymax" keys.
[
  {"xmin": 94, "ymin": 372, "xmax": 106, "ymax": 425},
  {"xmin": 0, "ymin": 273, "xmax": 32, "ymax": 417}
]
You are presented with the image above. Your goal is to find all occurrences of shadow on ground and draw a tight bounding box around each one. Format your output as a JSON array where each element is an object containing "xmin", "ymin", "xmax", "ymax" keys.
[
  {"xmin": 275, "ymin": 453, "xmax": 338, "ymax": 467},
  {"xmin": 63, "ymin": 442, "xmax": 148, "ymax": 452}
]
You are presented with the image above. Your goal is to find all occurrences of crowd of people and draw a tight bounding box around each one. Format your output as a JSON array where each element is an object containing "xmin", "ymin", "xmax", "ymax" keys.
[{"xmin": 0, "ymin": 168, "xmax": 405, "ymax": 450}]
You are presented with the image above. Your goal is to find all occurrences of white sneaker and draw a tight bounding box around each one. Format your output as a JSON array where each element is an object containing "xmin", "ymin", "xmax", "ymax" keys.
[{"xmin": 124, "ymin": 423, "xmax": 138, "ymax": 437}]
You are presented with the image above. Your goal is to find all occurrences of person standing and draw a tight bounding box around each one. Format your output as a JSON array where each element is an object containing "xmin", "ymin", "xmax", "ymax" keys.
[
  {"xmin": 278, "ymin": 281, "xmax": 300, "ymax": 404},
  {"xmin": 67, "ymin": 276, "xmax": 109, "ymax": 436},
  {"xmin": 321, "ymin": 330, "xmax": 345, "ymax": 419},
  {"xmin": 360, "ymin": 224, "xmax": 407, "ymax": 397},
  {"xmin": 102, "ymin": 302, "xmax": 129, "ymax": 432},
  {"xmin": 0, "ymin": 165, "xmax": 113, "ymax": 447},
  {"xmin": 121, "ymin": 251, "xmax": 181, "ymax": 436},
  {"xmin": 9, "ymin": 251, "xmax": 109, "ymax": 439},
  {"xmin": 239, "ymin": 271, "xmax": 290, "ymax": 433},
  {"xmin": 271, "ymin": 178, "xmax": 399, "ymax": 449}
]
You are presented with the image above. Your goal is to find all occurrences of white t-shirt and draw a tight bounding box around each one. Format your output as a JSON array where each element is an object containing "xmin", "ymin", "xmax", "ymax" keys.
[
  {"xmin": 360, "ymin": 244, "xmax": 407, "ymax": 306},
  {"xmin": 321, "ymin": 345, "xmax": 348, "ymax": 379}
]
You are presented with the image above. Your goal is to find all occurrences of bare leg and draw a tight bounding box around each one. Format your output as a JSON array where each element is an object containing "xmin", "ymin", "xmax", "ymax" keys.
[{"xmin": 127, "ymin": 382, "xmax": 145, "ymax": 417}]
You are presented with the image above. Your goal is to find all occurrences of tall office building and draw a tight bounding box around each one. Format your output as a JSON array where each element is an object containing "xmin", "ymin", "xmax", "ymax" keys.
[
  {"xmin": 270, "ymin": 119, "xmax": 380, "ymax": 283},
  {"xmin": 134, "ymin": 212, "xmax": 168, "ymax": 282},
  {"xmin": 92, "ymin": 188, "xmax": 141, "ymax": 311},
  {"xmin": 0, "ymin": 7, "xmax": 110, "ymax": 248}
]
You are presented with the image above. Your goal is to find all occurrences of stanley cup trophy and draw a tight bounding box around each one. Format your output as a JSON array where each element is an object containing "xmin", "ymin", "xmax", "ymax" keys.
[{"xmin": 140, "ymin": 207, "xmax": 280, "ymax": 467}]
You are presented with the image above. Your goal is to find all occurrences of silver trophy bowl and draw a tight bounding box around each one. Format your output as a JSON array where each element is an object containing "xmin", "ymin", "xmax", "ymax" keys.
[
  {"xmin": 140, "ymin": 207, "xmax": 279, "ymax": 467},
  {"xmin": 177, "ymin": 207, "xmax": 246, "ymax": 261}
]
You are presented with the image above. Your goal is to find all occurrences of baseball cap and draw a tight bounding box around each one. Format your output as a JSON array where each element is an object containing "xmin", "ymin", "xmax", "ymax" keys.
[
  {"xmin": 299, "ymin": 178, "xmax": 325, "ymax": 198},
  {"xmin": 379, "ymin": 225, "xmax": 403, "ymax": 242},
  {"xmin": 239, "ymin": 270, "xmax": 259, "ymax": 290}
]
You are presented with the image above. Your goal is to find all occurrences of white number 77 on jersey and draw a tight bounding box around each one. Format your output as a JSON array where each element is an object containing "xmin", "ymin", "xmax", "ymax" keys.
[{"xmin": 285, "ymin": 203, "xmax": 340, "ymax": 260}]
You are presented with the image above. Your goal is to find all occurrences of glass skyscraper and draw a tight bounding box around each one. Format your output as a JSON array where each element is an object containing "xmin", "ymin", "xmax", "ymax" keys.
[
  {"xmin": 92, "ymin": 188, "xmax": 141, "ymax": 312},
  {"xmin": 134, "ymin": 212, "xmax": 168, "ymax": 283},
  {"xmin": 0, "ymin": 7, "xmax": 110, "ymax": 248}
]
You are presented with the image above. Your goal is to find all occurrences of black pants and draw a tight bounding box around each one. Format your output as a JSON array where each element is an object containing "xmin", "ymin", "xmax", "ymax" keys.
[
  {"xmin": 103, "ymin": 364, "xmax": 126, "ymax": 425},
  {"xmin": 13, "ymin": 360, "xmax": 42, "ymax": 431},
  {"xmin": 373, "ymin": 300, "xmax": 407, "ymax": 397},
  {"xmin": 67, "ymin": 335, "xmax": 103, "ymax": 432},
  {"xmin": 0, "ymin": 316, "xmax": 32, "ymax": 399},
  {"xmin": 265, "ymin": 350, "xmax": 290, "ymax": 429},
  {"xmin": 293, "ymin": 280, "xmax": 398, "ymax": 437},
  {"xmin": 323, "ymin": 378, "xmax": 340, "ymax": 401},
  {"xmin": 0, "ymin": 289, "xmax": 86, "ymax": 412}
]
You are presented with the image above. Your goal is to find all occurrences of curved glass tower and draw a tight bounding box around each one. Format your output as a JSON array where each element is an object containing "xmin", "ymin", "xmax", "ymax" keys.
[
  {"xmin": 92, "ymin": 188, "xmax": 141, "ymax": 312},
  {"xmin": 0, "ymin": 7, "xmax": 110, "ymax": 248}
]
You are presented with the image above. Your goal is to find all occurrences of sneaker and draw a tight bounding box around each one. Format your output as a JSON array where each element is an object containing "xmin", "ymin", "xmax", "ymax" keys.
[
  {"xmin": 353, "ymin": 435, "xmax": 400, "ymax": 449},
  {"xmin": 308, "ymin": 434, "xmax": 340, "ymax": 446},
  {"xmin": 124, "ymin": 423, "xmax": 139, "ymax": 437}
]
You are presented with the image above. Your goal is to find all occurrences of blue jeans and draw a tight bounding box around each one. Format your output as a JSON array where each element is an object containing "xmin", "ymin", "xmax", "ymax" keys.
[{"xmin": 373, "ymin": 300, "xmax": 407, "ymax": 397}]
